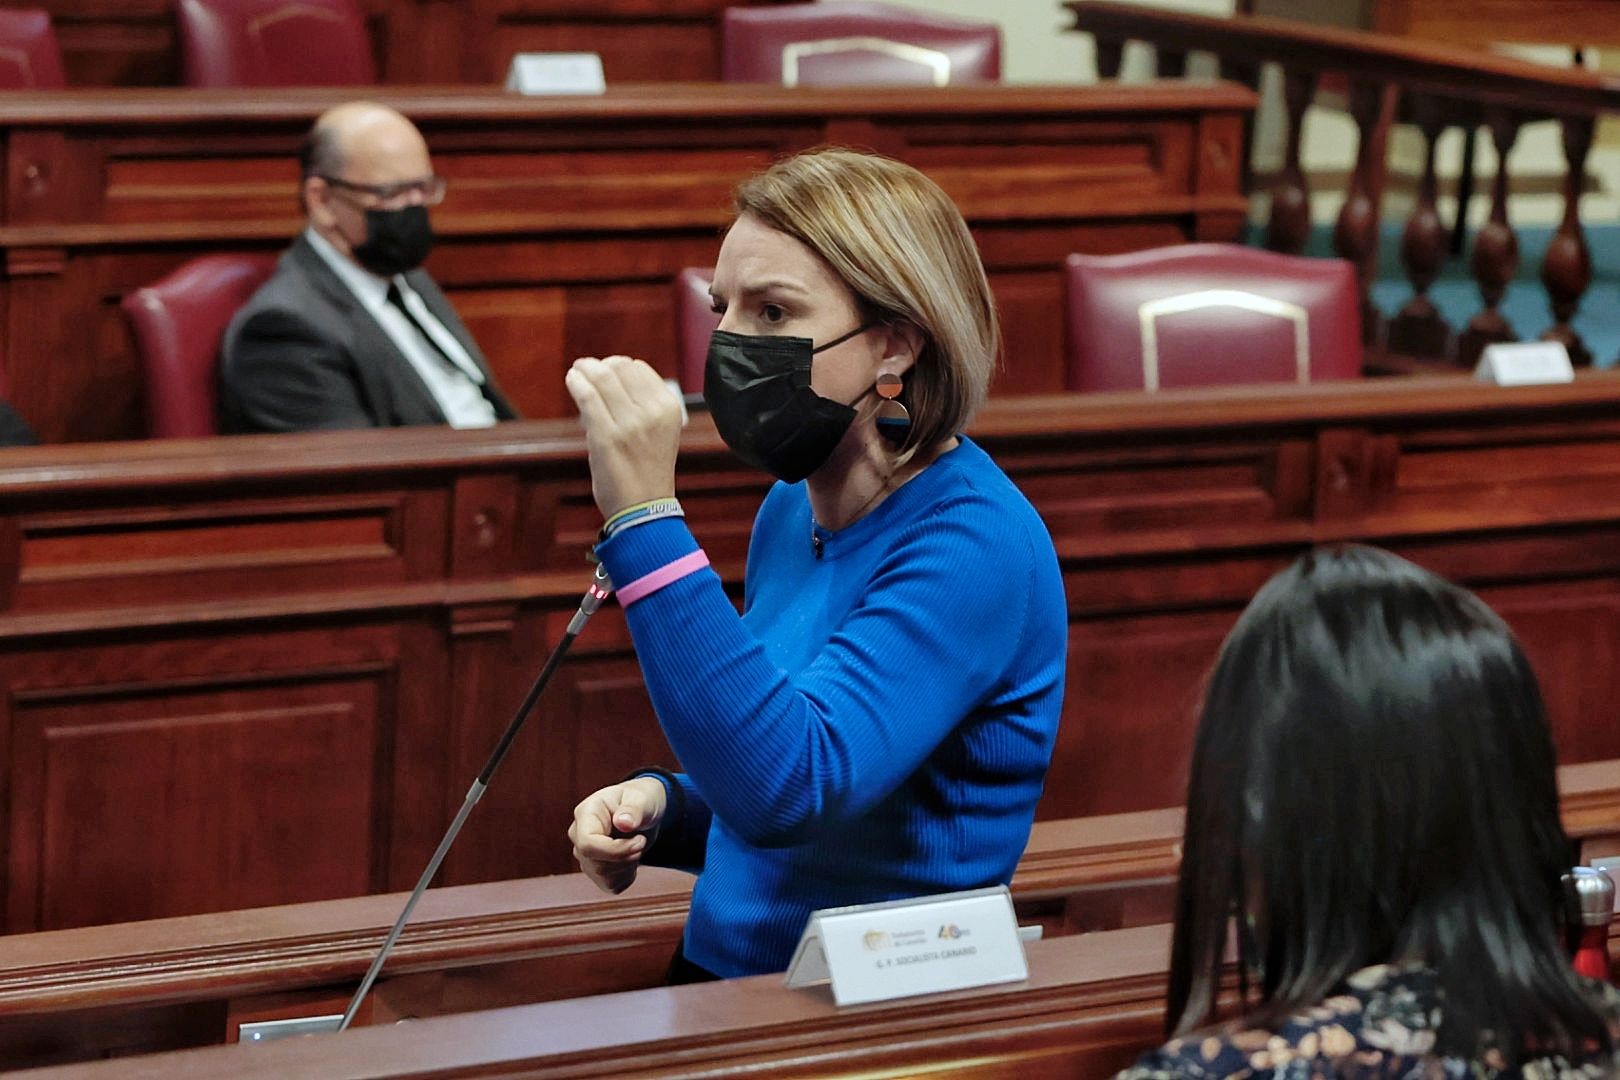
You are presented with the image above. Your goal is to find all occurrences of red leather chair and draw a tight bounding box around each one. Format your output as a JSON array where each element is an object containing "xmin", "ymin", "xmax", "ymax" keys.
[
  {"xmin": 673, "ymin": 267, "xmax": 719, "ymax": 394},
  {"xmin": 1063, "ymin": 244, "xmax": 1362, "ymax": 393},
  {"xmin": 0, "ymin": 9, "xmax": 65, "ymax": 88},
  {"xmin": 176, "ymin": 0, "xmax": 376, "ymax": 88},
  {"xmin": 123, "ymin": 254, "xmax": 277, "ymax": 437},
  {"xmin": 723, "ymin": 2, "xmax": 1000, "ymax": 87}
]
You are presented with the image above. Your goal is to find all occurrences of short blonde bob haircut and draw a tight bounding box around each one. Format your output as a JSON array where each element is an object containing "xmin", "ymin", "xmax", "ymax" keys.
[{"xmin": 732, "ymin": 147, "xmax": 999, "ymax": 456}]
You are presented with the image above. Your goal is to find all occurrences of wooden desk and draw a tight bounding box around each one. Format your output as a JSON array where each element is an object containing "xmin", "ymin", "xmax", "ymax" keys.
[
  {"xmin": 0, "ymin": 809, "xmax": 1179, "ymax": 1068},
  {"xmin": 0, "ymin": 377, "xmax": 1619, "ymax": 935},
  {"xmin": 15, "ymin": 925, "xmax": 1180, "ymax": 1080},
  {"xmin": 0, "ymin": 1, "xmax": 792, "ymax": 87},
  {"xmin": 17, "ymin": 924, "xmax": 1620, "ymax": 1079},
  {"xmin": 3, "ymin": 762, "xmax": 1616, "ymax": 1069},
  {"xmin": 0, "ymin": 81, "xmax": 1254, "ymax": 442}
]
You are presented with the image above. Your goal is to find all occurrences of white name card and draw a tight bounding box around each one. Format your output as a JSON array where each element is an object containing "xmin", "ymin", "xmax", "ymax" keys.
[
  {"xmin": 783, "ymin": 886, "xmax": 1028, "ymax": 1006},
  {"xmin": 504, "ymin": 52, "xmax": 606, "ymax": 96},
  {"xmin": 1475, "ymin": 341, "xmax": 1575, "ymax": 386}
]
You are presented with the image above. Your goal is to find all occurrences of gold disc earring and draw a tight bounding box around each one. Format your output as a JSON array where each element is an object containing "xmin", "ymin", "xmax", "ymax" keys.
[{"xmin": 875, "ymin": 372, "xmax": 911, "ymax": 445}]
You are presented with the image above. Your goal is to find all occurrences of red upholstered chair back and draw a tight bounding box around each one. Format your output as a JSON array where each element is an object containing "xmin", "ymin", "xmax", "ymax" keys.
[
  {"xmin": 177, "ymin": 0, "xmax": 376, "ymax": 87},
  {"xmin": 673, "ymin": 267, "xmax": 719, "ymax": 394},
  {"xmin": 722, "ymin": 1, "xmax": 1000, "ymax": 86},
  {"xmin": 0, "ymin": 9, "xmax": 65, "ymax": 88},
  {"xmin": 1064, "ymin": 244, "xmax": 1363, "ymax": 392},
  {"xmin": 123, "ymin": 254, "xmax": 277, "ymax": 437}
]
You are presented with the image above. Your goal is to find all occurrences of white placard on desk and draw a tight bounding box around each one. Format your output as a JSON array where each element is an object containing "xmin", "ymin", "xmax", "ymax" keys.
[
  {"xmin": 504, "ymin": 53, "xmax": 606, "ymax": 96},
  {"xmin": 1475, "ymin": 341, "xmax": 1575, "ymax": 386},
  {"xmin": 783, "ymin": 886, "xmax": 1028, "ymax": 1006}
]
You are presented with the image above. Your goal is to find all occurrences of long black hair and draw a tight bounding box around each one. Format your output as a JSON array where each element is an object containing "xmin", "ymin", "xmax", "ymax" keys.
[{"xmin": 1166, "ymin": 544, "xmax": 1611, "ymax": 1063}]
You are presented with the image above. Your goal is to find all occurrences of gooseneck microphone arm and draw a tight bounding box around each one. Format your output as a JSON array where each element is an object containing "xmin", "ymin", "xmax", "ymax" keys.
[{"xmin": 337, "ymin": 564, "xmax": 614, "ymax": 1032}]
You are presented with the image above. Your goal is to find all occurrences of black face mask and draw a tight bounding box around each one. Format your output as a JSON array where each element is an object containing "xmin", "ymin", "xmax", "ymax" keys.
[
  {"xmin": 350, "ymin": 204, "xmax": 434, "ymax": 277},
  {"xmin": 704, "ymin": 324, "xmax": 873, "ymax": 483}
]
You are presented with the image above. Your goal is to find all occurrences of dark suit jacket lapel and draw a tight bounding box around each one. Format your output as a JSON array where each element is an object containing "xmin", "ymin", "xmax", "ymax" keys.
[
  {"xmin": 405, "ymin": 268, "xmax": 519, "ymax": 420},
  {"xmin": 288, "ymin": 237, "xmax": 448, "ymax": 425}
]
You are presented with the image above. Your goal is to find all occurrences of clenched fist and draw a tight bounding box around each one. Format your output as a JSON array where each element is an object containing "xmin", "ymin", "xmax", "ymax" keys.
[{"xmin": 564, "ymin": 355, "xmax": 683, "ymax": 520}]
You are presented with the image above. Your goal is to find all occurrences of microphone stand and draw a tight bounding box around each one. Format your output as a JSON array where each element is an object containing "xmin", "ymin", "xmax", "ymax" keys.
[{"xmin": 336, "ymin": 564, "xmax": 614, "ymax": 1032}]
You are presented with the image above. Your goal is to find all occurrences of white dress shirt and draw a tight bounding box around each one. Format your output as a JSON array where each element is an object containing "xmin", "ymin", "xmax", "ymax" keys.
[{"xmin": 304, "ymin": 226, "xmax": 497, "ymax": 429}]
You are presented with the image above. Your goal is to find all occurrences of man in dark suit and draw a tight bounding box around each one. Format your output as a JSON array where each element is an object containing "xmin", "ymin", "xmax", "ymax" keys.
[{"xmin": 220, "ymin": 102, "xmax": 518, "ymax": 433}]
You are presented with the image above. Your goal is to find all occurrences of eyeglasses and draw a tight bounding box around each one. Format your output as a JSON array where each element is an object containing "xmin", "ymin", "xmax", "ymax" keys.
[{"xmin": 318, "ymin": 174, "xmax": 447, "ymax": 208}]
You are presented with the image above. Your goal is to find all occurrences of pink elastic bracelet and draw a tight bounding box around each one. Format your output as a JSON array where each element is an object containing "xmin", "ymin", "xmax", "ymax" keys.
[{"xmin": 615, "ymin": 550, "xmax": 711, "ymax": 607}]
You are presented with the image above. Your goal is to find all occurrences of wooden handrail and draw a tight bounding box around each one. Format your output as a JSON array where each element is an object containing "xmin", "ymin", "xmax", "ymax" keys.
[{"xmin": 1067, "ymin": 2, "xmax": 1620, "ymax": 117}]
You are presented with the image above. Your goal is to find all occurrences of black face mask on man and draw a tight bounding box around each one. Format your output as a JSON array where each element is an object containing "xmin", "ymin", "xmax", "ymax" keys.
[
  {"xmin": 704, "ymin": 324, "xmax": 875, "ymax": 483},
  {"xmin": 349, "ymin": 204, "xmax": 434, "ymax": 277}
]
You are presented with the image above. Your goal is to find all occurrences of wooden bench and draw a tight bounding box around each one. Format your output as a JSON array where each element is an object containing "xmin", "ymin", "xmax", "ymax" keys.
[{"xmin": 1, "ymin": 761, "xmax": 1614, "ymax": 1070}]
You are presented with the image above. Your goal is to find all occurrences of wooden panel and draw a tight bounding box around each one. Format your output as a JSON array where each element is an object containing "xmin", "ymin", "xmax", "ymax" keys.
[
  {"xmin": 488, "ymin": 21, "xmax": 720, "ymax": 85},
  {"xmin": 4, "ymin": 485, "xmax": 446, "ymax": 613},
  {"xmin": 1374, "ymin": 0, "xmax": 1620, "ymax": 46},
  {"xmin": 0, "ymin": 375, "xmax": 1611, "ymax": 934},
  {"xmin": 1, "ymin": 624, "xmax": 407, "ymax": 931},
  {"xmin": 0, "ymin": 83, "xmax": 1255, "ymax": 441},
  {"xmin": 1053, "ymin": 611, "xmax": 1234, "ymax": 817},
  {"xmin": 0, "ymin": 0, "xmax": 788, "ymax": 87},
  {"xmin": 19, "ymin": 681, "xmax": 382, "ymax": 930}
]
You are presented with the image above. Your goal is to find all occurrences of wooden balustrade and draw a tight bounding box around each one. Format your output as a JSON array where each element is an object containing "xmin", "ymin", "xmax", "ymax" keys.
[{"xmin": 1069, "ymin": 1, "xmax": 1620, "ymax": 368}]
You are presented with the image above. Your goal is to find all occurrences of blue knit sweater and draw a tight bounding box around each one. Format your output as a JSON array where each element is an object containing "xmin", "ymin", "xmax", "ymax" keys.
[{"xmin": 593, "ymin": 436, "xmax": 1066, "ymax": 977}]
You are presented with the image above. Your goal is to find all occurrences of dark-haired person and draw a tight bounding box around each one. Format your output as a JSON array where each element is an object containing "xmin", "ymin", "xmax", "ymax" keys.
[
  {"xmin": 1116, "ymin": 545, "xmax": 1620, "ymax": 1079},
  {"xmin": 562, "ymin": 148, "xmax": 1066, "ymax": 982},
  {"xmin": 220, "ymin": 101, "xmax": 517, "ymax": 433}
]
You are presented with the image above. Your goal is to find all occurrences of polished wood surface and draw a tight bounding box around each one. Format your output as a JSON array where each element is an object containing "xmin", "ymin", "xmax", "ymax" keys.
[
  {"xmin": 1, "ymin": 375, "xmax": 1619, "ymax": 937},
  {"xmin": 0, "ymin": 809, "xmax": 1180, "ymax": 1068},
  {"xmin": 18, "ymin": 925, "xmax": 1620, "ymax": 1079},
  {"xmin": 0, "ymin": 0, "xmax": 792, "ymax": 87},
  {"xmin": 18, "ymin": 924, "xmax": 1182, "ymax": 1080},
  {"xmin": 1374, "ymin": 0, "xmax": 1620, "ymax": 48},
  {"xmin": 3, "ymin": 760, "xmax": 1615, "ymax": 1069},
  {"xmin": 0, "ymin": 81, "xmax": 1253, "ymax": 442}
]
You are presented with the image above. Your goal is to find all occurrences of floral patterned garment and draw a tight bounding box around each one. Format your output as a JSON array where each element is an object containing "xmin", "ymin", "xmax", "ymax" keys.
[{"xmin": 1114, "ymin": 964, "xmax": 1620, "ymax": 1080}]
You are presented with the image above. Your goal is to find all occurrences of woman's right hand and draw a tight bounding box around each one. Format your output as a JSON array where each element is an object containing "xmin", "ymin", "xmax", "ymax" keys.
[{"xmin": 568, "ymin": 776, "xmax": 669, "ymax": 894}]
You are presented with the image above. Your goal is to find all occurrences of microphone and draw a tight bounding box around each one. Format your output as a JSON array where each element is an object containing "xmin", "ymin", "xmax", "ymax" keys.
[{"xmin": 336, "ymin": 563, "xmax": 614, "ymax": 1032}]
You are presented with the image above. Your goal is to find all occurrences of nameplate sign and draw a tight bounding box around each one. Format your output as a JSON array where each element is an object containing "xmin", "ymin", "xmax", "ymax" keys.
[
  {"xmin": 783, "ymin": 886, "xmax": 1028, "ymax": 1006},
  {"xmin": 1475, "ymin": 341, "xmax": 1575, "ymax": 386},
  {"xmin": 504, "ymin": 53, "xmax": 606, "ymax": 96}
]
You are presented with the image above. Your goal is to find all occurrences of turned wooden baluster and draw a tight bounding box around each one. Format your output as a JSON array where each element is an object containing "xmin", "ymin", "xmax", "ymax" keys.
[
  {"xmin": 1220, "ymin": 57, "xmax": 1262, "ymax": 194},
  {"xmin": 1541, "ymin": 114, "xmax": 1594, "ymax": 367},
  {"xmin": 1094, "ymin": 36, "xmax": 1125, "ymax": 80},
  {"xmin": 1457, "ymin": 110, "xmax": 1522, "ymax": 367},
  {"xmin": 1332, "ymin": 80, "xmax": 1397, "ymax": 348},
  {"xmin": 1387, "ymin": 100, "xmax": 1451, "ymax": 359},
  {"xmin": 1265, "ymin": 68, "xmax": 1316, "ymax": 256}
]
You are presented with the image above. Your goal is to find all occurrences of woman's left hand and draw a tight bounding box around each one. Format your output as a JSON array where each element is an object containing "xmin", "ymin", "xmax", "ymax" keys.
[{"xmin": 564, "ymin": 355, "xmax": 683, "ymax": 520}]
